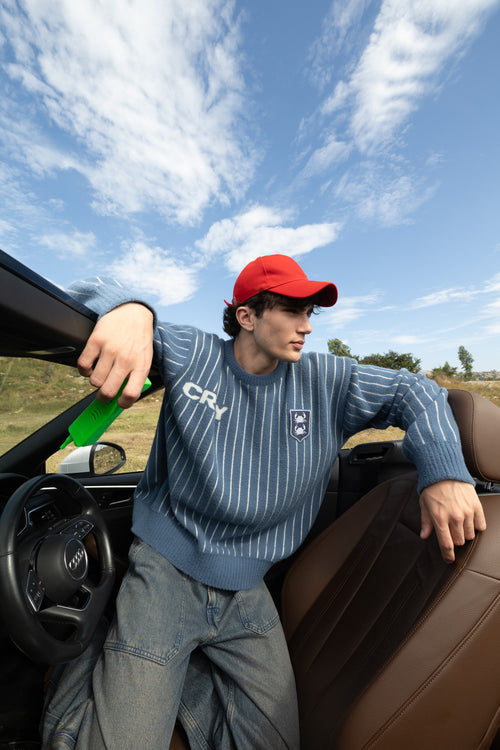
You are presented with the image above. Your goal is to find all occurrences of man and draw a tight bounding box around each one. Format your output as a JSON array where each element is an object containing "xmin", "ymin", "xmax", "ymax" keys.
[{"xmin": 44, "ymin": 254, "xmax": 485, "ymax": 749}]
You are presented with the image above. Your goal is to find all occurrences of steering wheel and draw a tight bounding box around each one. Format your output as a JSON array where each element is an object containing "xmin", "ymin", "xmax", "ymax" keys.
[{"xmin": 0, "ymin": 474, "xmax": 115, "ymax": 664}]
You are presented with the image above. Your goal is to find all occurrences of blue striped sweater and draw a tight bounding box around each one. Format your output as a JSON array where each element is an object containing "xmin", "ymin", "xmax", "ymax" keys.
[{"xmin": 70, "ymin": 278, "xmax": 474, "ymax": 590}]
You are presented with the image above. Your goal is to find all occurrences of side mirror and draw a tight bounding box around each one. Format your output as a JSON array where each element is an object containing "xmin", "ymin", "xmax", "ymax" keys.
[{"xmin": 58, "ymin": 441, "xmax": 126, "ymax": 476}]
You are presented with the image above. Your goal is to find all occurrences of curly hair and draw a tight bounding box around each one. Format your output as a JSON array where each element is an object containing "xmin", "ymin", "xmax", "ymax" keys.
[{"xmin": 222, "ymin": 291, "xmax": 320, "ymax": 338}]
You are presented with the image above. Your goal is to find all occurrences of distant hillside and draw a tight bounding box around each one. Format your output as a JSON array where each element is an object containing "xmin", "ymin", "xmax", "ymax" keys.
[{"xmin": 473, "ymin": 370, "xmax": 500, "ymax": 381}]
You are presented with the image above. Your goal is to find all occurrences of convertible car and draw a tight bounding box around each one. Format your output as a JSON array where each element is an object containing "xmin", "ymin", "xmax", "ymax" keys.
[{"xmin": 0, "ymin": 248, "xmax": 498, "ymax": 749}]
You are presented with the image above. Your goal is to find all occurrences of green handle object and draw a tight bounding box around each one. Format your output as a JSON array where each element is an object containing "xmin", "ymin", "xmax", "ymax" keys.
[{"xmin": 60, "ymin": 378, "xmax": 152, "ymax": 449}]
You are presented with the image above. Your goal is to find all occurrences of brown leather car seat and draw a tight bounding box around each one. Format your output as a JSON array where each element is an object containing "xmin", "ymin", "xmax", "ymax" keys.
[{"xmin": 281, "ymin": 389, "xmax": 500, "ymax": 750}]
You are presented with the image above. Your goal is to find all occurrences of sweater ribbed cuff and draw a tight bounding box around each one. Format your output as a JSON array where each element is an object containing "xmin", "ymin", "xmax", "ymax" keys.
[{"xmin": 406, "ymin": 440, "xmax": 475, "ymax": 494}]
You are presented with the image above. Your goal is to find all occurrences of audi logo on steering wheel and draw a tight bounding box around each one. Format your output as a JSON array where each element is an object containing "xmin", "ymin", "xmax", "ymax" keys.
[
  {"xmin": 64, "ymin": 539, "xmax": 88, "ymax": 580},
  {"xmin": 69, "ymin": 548, "xmax": 84, "ymax": 571}
]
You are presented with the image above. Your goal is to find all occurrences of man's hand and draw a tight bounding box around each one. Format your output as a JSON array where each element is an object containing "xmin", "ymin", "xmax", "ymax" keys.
[
  {"xmin": 78, "ymin": 303, "xmax": 154, "ymax": 408},
  {"xmin": 419, "ymin": 479, "xmax": 487, "ymax": 563}
]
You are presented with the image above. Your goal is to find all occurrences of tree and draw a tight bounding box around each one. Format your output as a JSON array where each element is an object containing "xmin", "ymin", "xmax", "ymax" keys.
[
  {"xmin": 359, "ymin": 350, "xmax": 421, "ymax": 373},
  {"xmin": 431, "ymin": 361, "xmax": 458, "ymax": 379},
  {"xmin": 458, "ymin": 346, "xmax": 474, "ymax": 380},
  {"xmin": 327, "ymin": 338, "xmax": 354, "ymax": 358},
  {"xmin": 327, "ymin": 340, "xmax": 422, "ymax": 373}
]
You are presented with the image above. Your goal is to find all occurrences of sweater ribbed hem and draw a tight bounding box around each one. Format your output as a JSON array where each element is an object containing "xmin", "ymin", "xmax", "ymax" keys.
[{"xmin": 132, "ymin": 501, "xmax": 273, "ymax": 591}]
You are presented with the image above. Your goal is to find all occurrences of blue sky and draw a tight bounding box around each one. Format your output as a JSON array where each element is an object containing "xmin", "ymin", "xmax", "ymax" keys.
[{"xmin": 1, "ymin": 0, "xmax": 499, "ymax": 372}]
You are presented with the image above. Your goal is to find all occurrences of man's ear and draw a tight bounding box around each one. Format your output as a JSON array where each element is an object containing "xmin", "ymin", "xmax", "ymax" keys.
[{"xmin": 236, "ymin": 305, "xmax": 255, "ymax": 332}]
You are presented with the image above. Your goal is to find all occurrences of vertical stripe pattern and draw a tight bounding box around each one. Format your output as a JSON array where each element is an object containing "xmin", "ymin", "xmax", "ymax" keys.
[{"xmin": 69, "ymin": 278, "xmax": 474, "ymax": 590}]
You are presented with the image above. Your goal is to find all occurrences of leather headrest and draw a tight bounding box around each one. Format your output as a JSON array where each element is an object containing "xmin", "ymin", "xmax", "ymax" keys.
[{"xmin": 447, "ymin": 388, "xmax": 500, "ymax": 483}]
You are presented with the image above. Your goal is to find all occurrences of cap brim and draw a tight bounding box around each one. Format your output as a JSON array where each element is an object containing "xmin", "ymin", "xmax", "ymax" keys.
[{"xmin": 268, "ymin": 279, "xmax": 338, "ymax": 307}]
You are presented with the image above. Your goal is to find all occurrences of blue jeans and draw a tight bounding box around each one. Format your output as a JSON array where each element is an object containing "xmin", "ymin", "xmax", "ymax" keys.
[{"xmin": 42, "ymin": 538, "xmax": 299, "ymax": 749}]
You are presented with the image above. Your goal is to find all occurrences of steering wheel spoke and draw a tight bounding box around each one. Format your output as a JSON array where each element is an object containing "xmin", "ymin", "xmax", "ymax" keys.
[{"xmin": 39, "ymin": 599, "xmax": 88, "ymax": 628}]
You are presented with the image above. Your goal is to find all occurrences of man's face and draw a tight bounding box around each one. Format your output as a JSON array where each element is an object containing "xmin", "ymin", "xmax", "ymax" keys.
[{"xmin": 250, "ymin": 302, "xmax": 313, "ymax": 368}]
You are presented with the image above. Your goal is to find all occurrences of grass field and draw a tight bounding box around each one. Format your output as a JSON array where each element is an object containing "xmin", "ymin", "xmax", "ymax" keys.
[
  {"xmin": 0, "ymin": 357, "xmax": 163, "ymax": 472},
  {"xmin": 52, "ymin": 393, "xmax": 164, "ymax": 473},
  {"xmin": 2, "ymin": 356, "xmax": 500, "ymax": 473}
]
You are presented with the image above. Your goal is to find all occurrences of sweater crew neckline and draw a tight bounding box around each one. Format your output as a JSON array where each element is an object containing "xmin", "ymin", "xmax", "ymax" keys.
[{"xmin": 223, "ymin": 338, "xmax": 289, "ymax": 385}]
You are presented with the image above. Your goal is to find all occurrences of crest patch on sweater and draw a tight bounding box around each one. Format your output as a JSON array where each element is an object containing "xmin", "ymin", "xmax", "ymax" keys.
[{"xmin": 290, "ymin": 410, "xmax": 311, "ymax": 442}]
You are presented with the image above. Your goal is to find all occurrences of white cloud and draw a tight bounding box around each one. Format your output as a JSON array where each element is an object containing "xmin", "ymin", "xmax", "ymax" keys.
[
  {"xmin": 348, "ymin": 0, "xmax": 500, "ymax": 152},
  {"xmin": 0, "ymin": 0, "xmax": 254, "ymax": 224},
  {"xmin": 391, "ymin": 334, "xmax": 424, "ymax": 346},
  {"xmin": 321, "ymin": 81, "xmax": 352, "ymax": 117},
  {"xmin": 484, "ymin": 272, "xmax": 500, "ymax": 293},
  {"xmin": 307, "ymin": 0, "xmax": 373, "ymax": 91},
  {"xmin": 39, "ymin": 230, "xmax": 96, "ymax": 258},
  {"xmin": 300, "ymin": 134, "xmax": 352, "ymax": 179},
  {"xmin": 481, "ymin": 292, "xmax": 500, "ymax": 335},
  {"xmin": 483, "ymin": 299, "xmax": 500, "ymax": 312},
  {"xmin": 336, "ymin": 167, "xmax": 437, "ymax": 226},
  {"xmin": 300, "ymin": 0, "xmax": 500, "ymax": 227},
  {"xmin": 412, "ymin": 274, "xmax": 500, "ymax": 309},
  {"xmin": 413, "ymin": 287, "xmax": 468, "ymax": 308},
  {"xmin": 110, "ymin": 241, "xmax": 198, "ymax": 306},
  {"xmin": 0, "ymin": 160, "xmax": 48, "ymax": 236},
  {"xmin": 196, "ymin": 206, "xmax": 342, "ymax": 272},
  {"xmin": 0, "ymin": 154, "xmax": 98, "ymax": 257},
  {"xmin": 0, "ymin": 217, "xmax": 16, "ymax": 239},
  {"xmin": 318, "ymin": 292, "xmax": 385, "ymax": 328}
]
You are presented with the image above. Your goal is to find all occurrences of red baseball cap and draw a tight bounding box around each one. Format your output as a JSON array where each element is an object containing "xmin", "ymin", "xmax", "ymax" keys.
[{"xmin": 226, "ymin": 254, "xmax": 338, "ymax": 307}]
